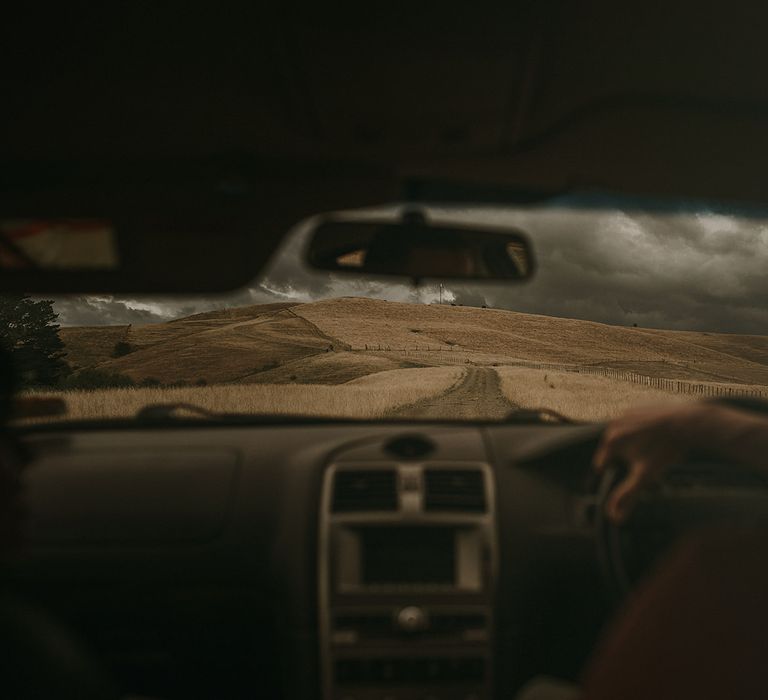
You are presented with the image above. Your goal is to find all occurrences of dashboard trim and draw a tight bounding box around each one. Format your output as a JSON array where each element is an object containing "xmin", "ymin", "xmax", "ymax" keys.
[{"xmin": 319, "ymin": 459, "xmax": 498, "ymax": 700}]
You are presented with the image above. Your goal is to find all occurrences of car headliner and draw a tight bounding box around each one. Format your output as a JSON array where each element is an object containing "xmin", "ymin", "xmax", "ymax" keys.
[{"xmin": 3, "ymin": 2, "xmax": 768, "ymax": 290}]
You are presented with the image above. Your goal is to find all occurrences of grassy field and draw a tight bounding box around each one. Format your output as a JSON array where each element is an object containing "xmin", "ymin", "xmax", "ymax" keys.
[
  {"xmin": 243, "ymin": 351, "xmax": 417, "ymax": 385},
  {"xmin": 497, "ymin": 367, "xmax": 693, "ymax": 421},
  {"xmin": 61, "ymin": 297, "xmax": 768, "ymax": 386},
  {"xmin": 62, "ymin": 306, "xmax": 337, "ymax": 384},
  {"xmin": 30, "ymin": 366, "xmax": 465, "ymax": 421},
  {"xmin": 295, "ymin": 298, "xmax": 768, "ymax": 384},
  {"xmin": 50, "ymin": 296, "xmax": 768, "ymax": 423}
]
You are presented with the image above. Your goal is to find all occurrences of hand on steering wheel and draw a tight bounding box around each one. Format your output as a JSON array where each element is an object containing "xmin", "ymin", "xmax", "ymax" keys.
[{"xmin": 593, "ymin": 402, "xmax": 768, "ymax": 524}]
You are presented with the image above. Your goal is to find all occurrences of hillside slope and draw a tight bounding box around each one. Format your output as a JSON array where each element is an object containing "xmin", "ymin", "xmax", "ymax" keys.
[
  {"xmin": 59, "ymin": 297, "xmax": 768, "ymax": 385},
  {"xmin": 294, "ymin": 298, "xmax": 768, "ymax": 384}
]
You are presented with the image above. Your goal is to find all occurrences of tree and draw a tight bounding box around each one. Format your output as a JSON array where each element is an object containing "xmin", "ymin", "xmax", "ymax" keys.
[{"xmin": 0, "ymin": 295, "xmax": 69, "ymax": 387}]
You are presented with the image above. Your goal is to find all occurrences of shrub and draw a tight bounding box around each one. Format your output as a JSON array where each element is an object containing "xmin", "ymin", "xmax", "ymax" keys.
[
  {"xmin": 59, "ymin": 368, "xmax": 136, "ymax": 390},
  {"xmin": 140, "ymin": 377, "xmax": 162, "ymax": 388},
  {"xmin": 112, "ymin": 341, "xmax": 134, "ymax": 358},
  {"xmin": 195, "ymin": 378, "xmax": 208, "ymax": 386}
]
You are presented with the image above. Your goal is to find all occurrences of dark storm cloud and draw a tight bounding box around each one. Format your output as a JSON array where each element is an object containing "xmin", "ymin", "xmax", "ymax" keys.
[
  {"xmin": 53, "ymin": 205, "xmax": 768, "ymax": 334},
  {"xmin": 52, "ymin": 286, "xmax": 285, "ymax": 326},
  {"xmin": 444, "ymin": 207, "xmax": 768, "ymax": 334},
  {"xmin": 52, "ymin": 297, "xmax": 167, "ymax": 326}
]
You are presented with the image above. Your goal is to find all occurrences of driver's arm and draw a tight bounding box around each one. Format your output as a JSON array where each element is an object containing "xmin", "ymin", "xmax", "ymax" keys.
[{"xmin": 593, "ymin": 402, "xmax": 768, "ymax": 523}]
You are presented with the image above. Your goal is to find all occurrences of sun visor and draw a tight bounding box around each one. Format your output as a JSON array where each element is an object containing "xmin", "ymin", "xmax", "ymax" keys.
[{"xmin": 0, "ymin": 163, "xmax": 398, "ymax": 293}]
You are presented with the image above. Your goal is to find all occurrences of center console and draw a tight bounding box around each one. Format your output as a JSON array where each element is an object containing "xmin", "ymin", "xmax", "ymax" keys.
[{"xmin": 319, "ymin": 461, "xmax": 497, "ymax": 700}]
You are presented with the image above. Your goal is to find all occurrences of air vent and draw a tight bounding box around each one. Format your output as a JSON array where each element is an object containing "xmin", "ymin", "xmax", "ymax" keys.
[
  {"xmin": 332, "ymin": 469, "xmax": 398, "ymax": 512},
  {"xmin": 424, "ymin": 469, "xmax": 486, "ymax": 512}
]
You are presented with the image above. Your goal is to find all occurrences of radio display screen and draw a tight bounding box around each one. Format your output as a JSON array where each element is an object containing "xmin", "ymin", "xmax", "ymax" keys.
[{"xmin": 360, "ymin": 527, "xmax": 456, "ymax": 585}]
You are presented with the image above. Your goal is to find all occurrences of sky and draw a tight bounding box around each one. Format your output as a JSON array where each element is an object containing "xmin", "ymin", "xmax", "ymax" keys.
[{"xmin": 51, "ymin": 204, "xmax": 768, "ymax": 336}]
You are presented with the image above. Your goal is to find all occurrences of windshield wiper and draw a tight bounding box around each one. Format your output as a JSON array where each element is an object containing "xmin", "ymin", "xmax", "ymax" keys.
[
  {"xmin": 135, "ymin": 402, "xmax": 222, "ymax": 422},
  {"xmin": 135, "ymin": 404, "xmax": 576, "ymax": 425},
  {"xmin": 503, "ymin": 407, "xmax": 574, "ymax": 424},
  {"xmin": 131, "ymin": 403, "xmax": 356, "ymax": 425},
  {"xmin": 134, "ymin": 403, "xmax": 320, "ymax": 424}
]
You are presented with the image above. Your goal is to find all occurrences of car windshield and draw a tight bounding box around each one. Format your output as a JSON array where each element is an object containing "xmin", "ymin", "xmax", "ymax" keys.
[{"xmin": 5, "ymin": 198, "xmax": 768, "ymax": 424}]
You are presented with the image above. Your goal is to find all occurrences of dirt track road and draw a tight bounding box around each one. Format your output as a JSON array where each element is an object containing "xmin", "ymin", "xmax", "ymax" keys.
[{"xmin": 392, "ymin": 367, "xmax": 516, "ymax": 420}]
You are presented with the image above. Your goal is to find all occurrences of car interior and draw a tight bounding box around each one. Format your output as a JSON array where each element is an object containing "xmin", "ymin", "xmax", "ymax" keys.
[{"xmin": 3, "ymin": 3, "xmax": 768, "ymax": 699}]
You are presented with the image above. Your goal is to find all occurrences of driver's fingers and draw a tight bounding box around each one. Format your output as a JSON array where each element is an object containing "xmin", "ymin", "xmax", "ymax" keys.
[
  {"xmin": 606, "ymin": 460, "xmax": 656, "ymax": 524},
  {"xmin": 593, "ymin": 439, "xmax": 612, "ymax": 473},
  {"xmin": 593, "ymin": 430, "xmax": 624, "ymax": 473}
]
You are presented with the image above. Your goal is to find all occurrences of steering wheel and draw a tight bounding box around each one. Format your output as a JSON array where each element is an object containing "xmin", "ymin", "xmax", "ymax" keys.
[{"xmin": 595, "ymin": 460, "xmax": 768, "ymax": 599}]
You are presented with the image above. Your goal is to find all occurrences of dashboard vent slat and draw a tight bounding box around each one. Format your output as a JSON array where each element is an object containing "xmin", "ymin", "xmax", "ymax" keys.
[
  {"xmin": 424, "ymin": 469, "xmax": 486, "ymax": 512},
  {"xmin": 332, "ymin": 470, "xmax": 398, "ymax": 512}
]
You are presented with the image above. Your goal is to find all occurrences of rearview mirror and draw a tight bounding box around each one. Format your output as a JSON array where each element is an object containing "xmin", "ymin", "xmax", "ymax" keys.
[{"xmin": 306, "ymin": 210, "xmax": 535, "ymax": 282}]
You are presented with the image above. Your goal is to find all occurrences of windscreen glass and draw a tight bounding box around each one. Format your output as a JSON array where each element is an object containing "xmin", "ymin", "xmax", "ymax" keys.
[{"xmin": 4, "ymin": 197, "xmax": 768, "ymax": 424}]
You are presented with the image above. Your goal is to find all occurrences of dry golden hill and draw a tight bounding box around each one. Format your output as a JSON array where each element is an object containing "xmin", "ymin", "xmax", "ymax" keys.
[
  {"xmin": 243, "ymin": 351, "xmax": 417, "ymax": 385},
  {"xmin": 59, "ymin": 325, "xmax": 132, "ymax": 372},
  {"xmin": 292, "ymin": 298, "xmax": 768, "ymax": 384},
  {"xmin": 60, "ymin": 297, "xmax": 768, "ymax": 386}
]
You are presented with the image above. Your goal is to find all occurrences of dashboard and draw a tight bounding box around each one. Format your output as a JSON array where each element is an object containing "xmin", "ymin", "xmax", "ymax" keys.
[
  {"xmin": 320, "ymin": 455, "xmax": 497, "ymax": 700},
  {"xmin": 5, "ymin": 421, "xmax": 610, "ymax": 700}
]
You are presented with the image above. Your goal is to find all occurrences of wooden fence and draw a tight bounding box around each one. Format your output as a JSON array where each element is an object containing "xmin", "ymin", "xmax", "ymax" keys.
[{"xmin": 508, "ymin": 360, "xmax": 768, "ymax": 399}]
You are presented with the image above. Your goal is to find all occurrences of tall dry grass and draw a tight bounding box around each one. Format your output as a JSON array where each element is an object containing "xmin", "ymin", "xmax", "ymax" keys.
[
  {"xmin": 22, "ymin": 366, "xmax": 465, "ymax": 422},
  {"xmin": 497, "ymin": 366, "xmax": 692, "ymax": 421}
]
